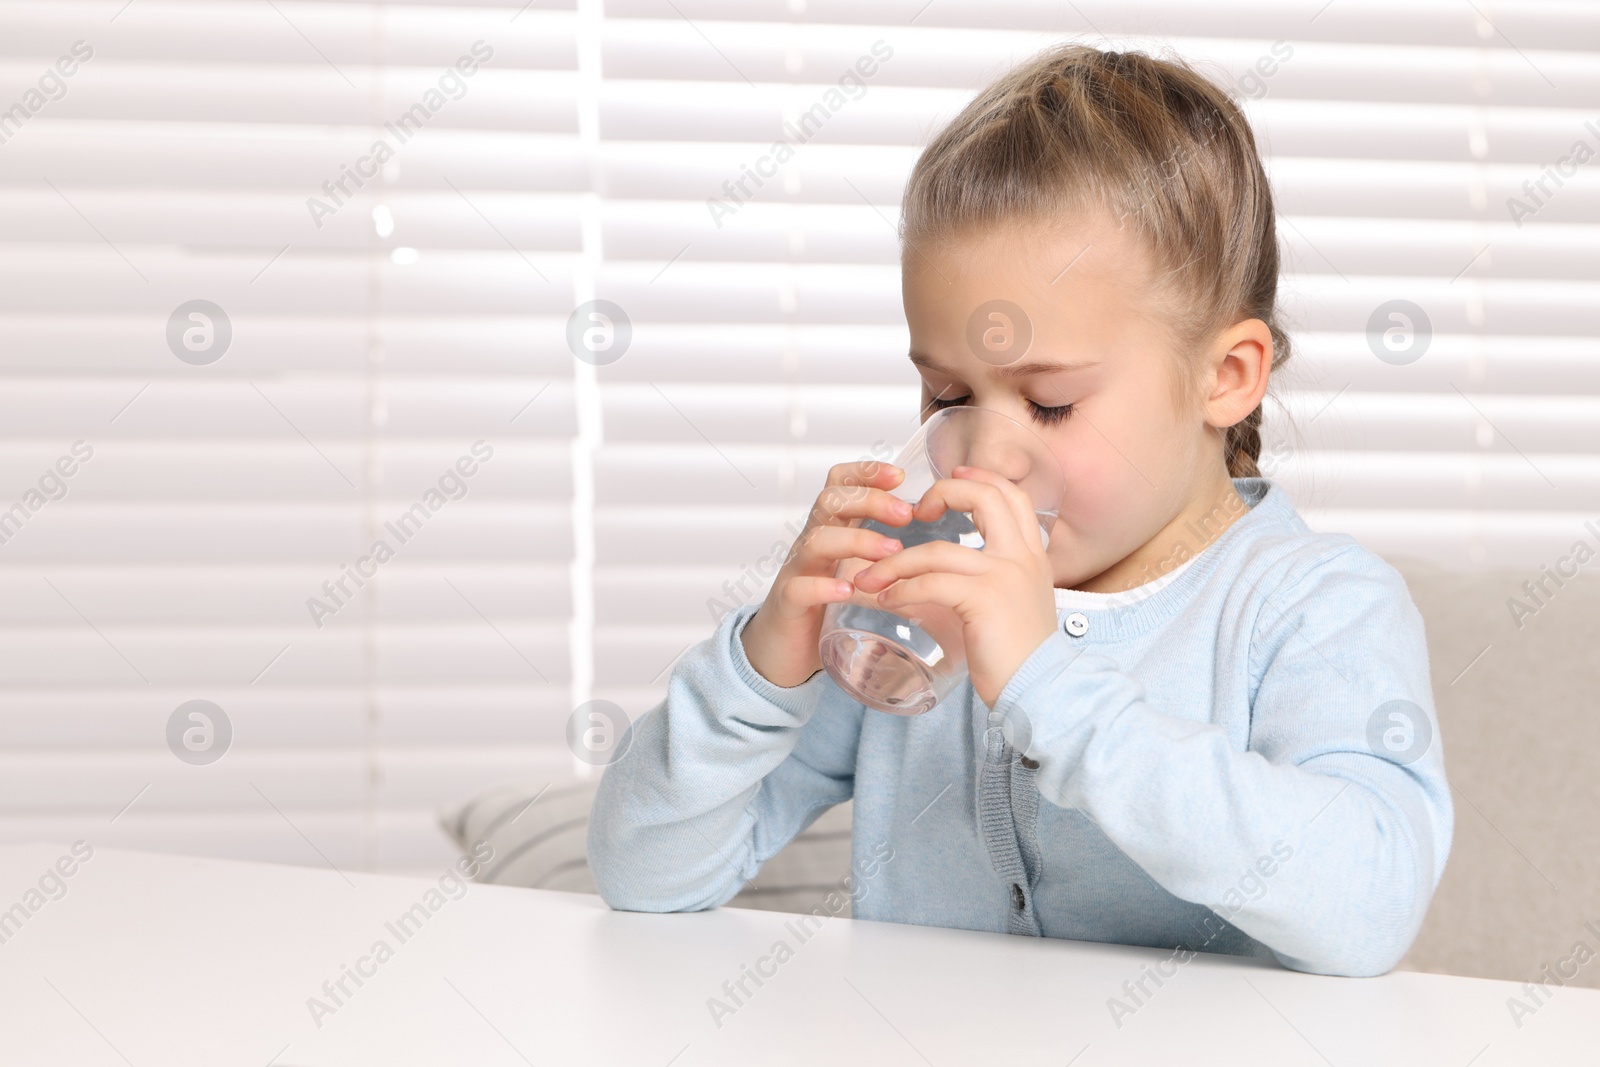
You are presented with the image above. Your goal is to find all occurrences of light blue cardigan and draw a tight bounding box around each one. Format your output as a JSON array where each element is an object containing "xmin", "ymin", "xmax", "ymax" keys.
[{"xmin": 588, "ymin": 477, "xmax": 1453, "ymax": 977}]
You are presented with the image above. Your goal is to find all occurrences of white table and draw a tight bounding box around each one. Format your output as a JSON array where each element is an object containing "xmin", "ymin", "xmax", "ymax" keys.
[{"xmin": 0, "ymin": 844, "xmax": 1593, "ymax": 1065}]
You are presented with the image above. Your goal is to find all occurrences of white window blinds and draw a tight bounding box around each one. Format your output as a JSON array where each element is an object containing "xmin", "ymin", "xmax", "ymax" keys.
[{"xmin": 0, "ymin": 0, "xmax": 1594, "ymax": 874}]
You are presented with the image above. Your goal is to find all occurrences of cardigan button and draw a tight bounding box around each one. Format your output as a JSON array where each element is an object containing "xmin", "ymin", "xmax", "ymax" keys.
[
  {"xmin": 1019, "ymin": 755, "xmax": 1040, "ymax": 770},
  {"xmin": 1063, "ymin": 612, "xmax": 1089, "ymax": 637}
]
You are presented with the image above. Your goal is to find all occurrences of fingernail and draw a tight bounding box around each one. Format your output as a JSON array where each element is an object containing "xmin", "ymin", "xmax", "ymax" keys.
[{"xmin": 882, "ymin": 538, "xmax": 902, "ymax": 552}]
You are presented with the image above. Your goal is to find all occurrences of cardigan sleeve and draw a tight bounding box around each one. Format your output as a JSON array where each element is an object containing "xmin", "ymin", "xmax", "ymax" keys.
[
  {"xmin": 587, "ymin": 600, "xmax": 866, "ymax": 912},
  {"xmin": 991, "ymin": 545, "xmax": 1454, "ymax": 976}
]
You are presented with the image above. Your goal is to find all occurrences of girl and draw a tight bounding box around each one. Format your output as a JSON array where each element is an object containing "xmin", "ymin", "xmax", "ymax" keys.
[{"xmin": 588, "ymin": 42, "xmax": 1452, "ymax": 978}]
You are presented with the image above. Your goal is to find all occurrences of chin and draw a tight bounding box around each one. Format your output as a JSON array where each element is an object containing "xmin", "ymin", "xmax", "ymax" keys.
[{"xmin": 1052, "ymin": 557, "xmax": 1107, "ymax": 591}]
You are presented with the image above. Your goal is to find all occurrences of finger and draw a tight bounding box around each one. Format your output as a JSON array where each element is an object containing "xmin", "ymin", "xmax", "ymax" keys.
[
  {"xmin": 874, "ymin": 571, "xmax": 970, "ymax": 614},
  {"xmin": 772, "ymin": 574, "xmax": 858, "ymax": 619},
  {"xmin": 790, "ymin": 525, "xmax": 904, "ymax": 575},
  {"xmin": 913, "ymin": 475, "xmax": 1027, "ymax": 559},
  {"xmin": 824, "ymin": 459, "xmax": 902, "ymax": 494},
  {"xmin": 951, "ymin": 465, "xmax": 1046, "ymax": 551},
  {"xmin": 811, "ymin": 479, "xmax": 913, "ymax": 533},
  {"xmin": 851, "ymin": 539, "xmax": 985, "ymax": 593}
]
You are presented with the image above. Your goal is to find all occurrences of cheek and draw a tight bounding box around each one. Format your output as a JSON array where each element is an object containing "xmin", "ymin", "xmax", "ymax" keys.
[
  {"xmin": 1084, "ymin": 390, "xmax": 1184, "ymax": 484},
  {"xmin": 1054, "ymin": 420, "xmax": 1120, "ymax": 485},
  {"xmin": 1049, "ymin": 419, "xmax": 1166, "ymax": 539},
  {"xmin": 1052, "ymin": 447, "xmax": 1120, "ymax": 530}
]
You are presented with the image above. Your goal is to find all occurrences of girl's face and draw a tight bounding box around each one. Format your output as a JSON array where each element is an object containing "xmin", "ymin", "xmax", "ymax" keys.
[{"xmin": 901, "ymin": 214, "xmax": 1262, "ymax": 593}]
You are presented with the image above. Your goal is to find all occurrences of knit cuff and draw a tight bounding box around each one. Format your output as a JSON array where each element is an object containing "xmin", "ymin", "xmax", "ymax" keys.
[
  {"xmin": 989, "ymin": 627, "xmax": 1083, "ymax": 716},
  {"xmin": 724, "ymin": 601, "xmax": 830, "ymax": 723},
  {"xmin": 990, "ymin": 628, "xmax": 1123, "ymax": 771}
]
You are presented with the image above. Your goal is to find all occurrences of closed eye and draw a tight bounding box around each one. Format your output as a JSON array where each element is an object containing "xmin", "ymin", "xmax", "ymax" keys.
[
  {"xmin": 926, "ymin": 393, "xmax": 1074, "ymax": 426},
  {"xmin": 1030, "ymin": 401, "xmax": 1074, "ymax": 426}
]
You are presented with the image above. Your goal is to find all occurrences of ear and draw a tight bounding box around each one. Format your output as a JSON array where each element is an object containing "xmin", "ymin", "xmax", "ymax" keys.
[{"xmin": 1203, "ymin": 318, "xmax": 1273, "ymax": 430}]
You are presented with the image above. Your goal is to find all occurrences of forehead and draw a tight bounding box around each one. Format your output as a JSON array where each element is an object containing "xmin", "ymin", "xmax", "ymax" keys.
[
  {"xmin": 900, "ymin": 215, "xmax": 1166, "ymax": 369},
  {"xmin": 903, "ymin": 213, "xmax": 1153, "ymax": 293}
]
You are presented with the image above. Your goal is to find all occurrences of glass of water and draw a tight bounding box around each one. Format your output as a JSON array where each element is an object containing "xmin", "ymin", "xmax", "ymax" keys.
[{"xmin": 818, "ymin": 405, "xmax": 1065, "ymax": 715}]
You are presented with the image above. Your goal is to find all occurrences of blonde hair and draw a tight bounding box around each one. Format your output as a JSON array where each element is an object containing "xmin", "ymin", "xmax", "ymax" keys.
[{"xmin": 900, "ymin": 42, "xmax": 1290, "ymax": 478}]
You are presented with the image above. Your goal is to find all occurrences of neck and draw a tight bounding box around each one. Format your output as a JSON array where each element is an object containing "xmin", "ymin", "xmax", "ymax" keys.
[{"xmin": 1072, "ymin": 470, "xmax": 1248, "ymax": 594}]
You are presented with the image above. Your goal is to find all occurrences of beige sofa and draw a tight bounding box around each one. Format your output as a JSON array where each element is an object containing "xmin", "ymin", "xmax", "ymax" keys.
[
  {"xmin": 442, "ymin": 555, "xmax": 1599, "ymax": 988},
  {"xmin": 1386, "ymin": 556, "xmax": 1599, "ymax": 989}
]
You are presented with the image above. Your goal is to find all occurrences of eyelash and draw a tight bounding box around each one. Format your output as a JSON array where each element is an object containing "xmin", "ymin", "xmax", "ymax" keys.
[{"xmin": 926, "ymin": 393, "xmax": 1075, "ymax": 426}]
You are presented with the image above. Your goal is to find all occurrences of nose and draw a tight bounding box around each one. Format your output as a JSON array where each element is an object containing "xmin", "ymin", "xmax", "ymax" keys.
[
  {"xmin": 965, "ymin": 431, "xmax": 1033, "ymax": 484},
  {"xmin": 925, "ymin": 404, "xmax": 1062, "ymax": 513}
]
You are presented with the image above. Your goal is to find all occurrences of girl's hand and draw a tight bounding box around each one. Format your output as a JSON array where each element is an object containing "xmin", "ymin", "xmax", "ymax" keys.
[
  {"xmin": 850, "ymin": 465, "xmax": 1058, "ymax": 709},
  {"xmin": 740, "ymin": 460, "xmax": 911, "ymax": 689}
]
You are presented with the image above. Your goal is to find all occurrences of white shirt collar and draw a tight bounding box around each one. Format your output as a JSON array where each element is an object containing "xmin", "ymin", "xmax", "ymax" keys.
[{"xmin": 1053, "ymin": 551, "xmax": 1200, "ymax": 612}]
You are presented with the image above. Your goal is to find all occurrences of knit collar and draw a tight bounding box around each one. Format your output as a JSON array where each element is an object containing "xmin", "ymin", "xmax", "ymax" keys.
[
  {"xmin": 1053, "ymin": 550, "xmax": 1198, "ymax": 611},
  {"xmin": 1051, "ymin": 477, "xmax": 1293, "ymax": 643}
]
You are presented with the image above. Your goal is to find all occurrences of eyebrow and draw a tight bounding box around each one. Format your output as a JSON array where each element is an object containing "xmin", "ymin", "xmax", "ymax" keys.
[{"xmin": 908, "ymin": 351, "xmax": 1101, "ymax": 379}]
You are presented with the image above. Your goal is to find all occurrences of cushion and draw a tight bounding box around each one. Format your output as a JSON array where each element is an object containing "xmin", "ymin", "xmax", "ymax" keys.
[{"xmin": 439, "ymin": 779, "xmax": 857, "ymax": 916}]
